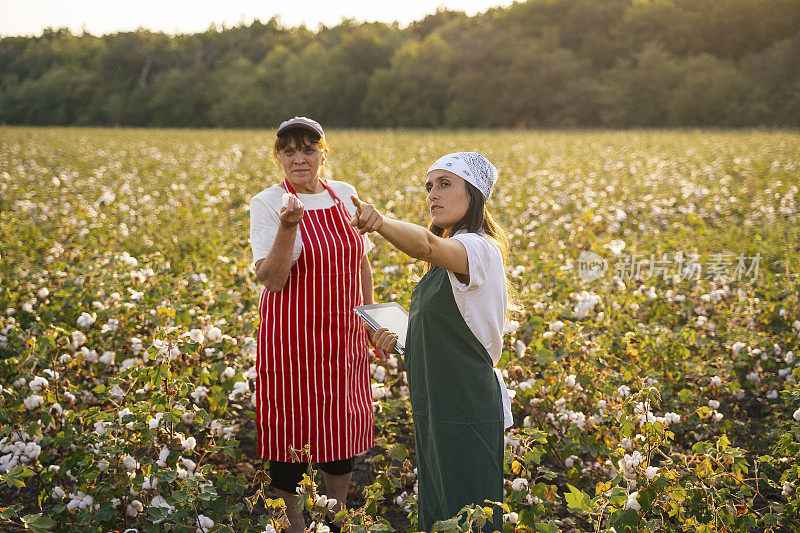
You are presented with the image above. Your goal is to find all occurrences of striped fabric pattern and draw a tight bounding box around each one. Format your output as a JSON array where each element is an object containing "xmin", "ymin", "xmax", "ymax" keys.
[{"xmin": 256, "ymin": 179, "xmax": 373, "ymax": 463}]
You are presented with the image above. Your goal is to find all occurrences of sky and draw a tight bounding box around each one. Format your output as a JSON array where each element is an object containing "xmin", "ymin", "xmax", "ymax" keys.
[{"xmin": 0, "ymin": 0, "xmax": 517, "ymax": 37}]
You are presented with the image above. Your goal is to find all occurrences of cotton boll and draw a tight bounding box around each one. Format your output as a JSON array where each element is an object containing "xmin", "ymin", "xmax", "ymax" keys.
[
  {"xmin": 181, "ymin": 458, "xmax": 196, "ymax": 472},
  {"xmin": 28, "ymin": 376, "xmax": 49, "ymax": 392},
  {"xmin": 182, "ymin": 410, "xmax": 196, "ymax": 425},
  {"xmin": 371, "ymin": 383, "xmax": 388, "ymax": 400},
  {"xmin": 206, "ymin": 326, "xmax": 222, "ymax": 342},
  {"xmin": 221, "ymin": 366, "xmax": 235, "ymax": 381},
  {"xmin": 196, "ymin": 514, "xmax": 214, "ymax": 533},
  {"xmin": 122, "ymin": 454, "xmax": 138, "ymax": 471},
  {"xmin": 187, "ymin": 329, "xmax": 205, "ymax": 344},
  {"xmin": 745, "ymin": 371, "xmax": 761, "ymax": 383},
  {"xmin": 511, "ymin": 478, "xmax": 528, "ymax": 491},
  {"xmin": 645, "ymin": 466, "xmax": 659, "ymax": 480},
  {"xmin": 515, "ymin": 339, "xmax": 527, "ymax": 357},
  {"xmin": 183, "ymin": 436, "xmax": 196, "ymax": 451},
  {"xmin": 126, "ymin": 500, "xmax": 143, "ymax": 517},
  {"xmin": 24, "ymin": 395, "xmax": 44, "ymax": 410},
  {"xmin": 156, "ymin": 445, "xmax": 170, "ymax": 468},
  {"xmin": 625, "ymin": 492, "xmax": 641, "ymax": 511},
  {"xmin": 282, "ymin": 193, "xmax": 293, "ymax": 209},
  {"xmin": 708, "ymin": 399, "xmax": 720, "ymax": 409},
  {"xmin": 77, "ymin": 312, "xmax": 95, "ymax": 328},
  {"xmin": 573, "ymin": 291, "xmax": 601, "ymax": 319},
  {"xmin": 371, "ymin": 364, "xmax": 387, "ymax": 383},
  {"xmin": 228, "ymin": 380, "xmax": 250, "ymax": 400},
  {"xmin": 191, "ymin": 386, "xmax": 209, "ymax": 402}
]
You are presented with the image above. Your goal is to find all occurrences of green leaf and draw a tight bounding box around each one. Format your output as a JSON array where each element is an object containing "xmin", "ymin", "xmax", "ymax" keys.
[
  {"xmin": 638, "ymin": 487, "xmax": 656, "ymax": 513},
  {"xmin": 96, "ymin": 502, "xmax": 116, "ymax": 522},
  {"xmin": 4, "ymin": 465, "xmax": 34, "ymax": 488},
  {"xmin": 565, "ymin": 484, "xmax": 594, "ymax": 514},
  {"xmin": 533, "ymin": 522, "xmax": 560, "ymax": 533},
  {"xmin": 159, "ymin": 470, "xmax": 178, "ymax": 483},
  {"xmin": 388, "ymin": 443, "xmax": 409, "ymax": 463},
  {"xmin": 431, "ymin": 518, "xmax": 460, "ymax": 532},
  {"xmin": 536, "ymin": 466, "xmax": 558, "ymax": 480},
  {"xmin": 0, "ymin": 504, "xmax": 22, "ymax": 519},
  {"xmin": 620, "ymin": 420, "xmax": 635, "ymax": 438},
  {"xmin": 611, "ymin": 509, "xmax": 640, "ymax": 531},
  {"xmin": 678, "ymin": 388, "xmax": 692, "ymax": 403},
  {"xmin": 148, "ymin": 505, "xmax": 169, "ymax": 522},
  {"xmin": 651, "ymin": 474, "xmax": 669, "ymax": 492},
  {"xmin": 22, "ymin": 513, "xmax": 56, "ymax": 532}
]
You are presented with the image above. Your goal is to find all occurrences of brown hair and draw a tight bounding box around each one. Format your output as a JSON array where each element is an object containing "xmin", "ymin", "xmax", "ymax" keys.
[
  {"xmin": 429, "ymin": 182, "xmax": 521, "ymax": 316},
  {"xmin": 272, "ymin": 128, "xmax": 329, "ymax": 161}
]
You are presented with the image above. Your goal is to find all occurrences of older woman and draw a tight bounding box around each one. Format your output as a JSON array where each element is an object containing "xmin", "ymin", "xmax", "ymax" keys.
[
  {"xmin": 352, "ymin": 152, "xmax": 513, "ymax": 531},
  {"xmin": 249, "ymin": 117, "xmax": 376, "ymax": 532}
]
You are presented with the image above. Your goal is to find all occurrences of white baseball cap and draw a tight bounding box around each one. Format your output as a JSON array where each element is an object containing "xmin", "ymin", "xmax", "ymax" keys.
[{"xmin": 276, "ymin": 116, "xmax": 325, "ymax": 139}]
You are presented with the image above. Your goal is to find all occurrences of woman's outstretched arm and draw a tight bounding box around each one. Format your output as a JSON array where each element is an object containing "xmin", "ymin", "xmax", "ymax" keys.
[{"xmin": 350, "ymin": 195, "xmax": 469, "ymax": 277}]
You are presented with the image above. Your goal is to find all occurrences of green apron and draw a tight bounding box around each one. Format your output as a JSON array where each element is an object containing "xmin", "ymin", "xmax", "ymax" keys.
[{"xmin": 406, "ymin": 265, "xmax": 504, "ymax": 532}]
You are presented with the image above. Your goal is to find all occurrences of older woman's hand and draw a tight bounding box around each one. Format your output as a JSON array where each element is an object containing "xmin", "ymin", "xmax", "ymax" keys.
[
  {"xmin": 371, "ymin": 327, "xmax": 398, "ymax": 353},
  {"xmin": 351, "ymin": 195, "xmax": 384, "ymax": 234},
  {"xmin": 280, "ymin": 193, "xmax": 305, "ymax": 227}
]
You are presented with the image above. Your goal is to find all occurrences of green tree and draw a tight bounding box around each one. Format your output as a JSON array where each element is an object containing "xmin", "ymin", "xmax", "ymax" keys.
[
  {"xmin": 362, "ymin": 34, "xmax": 454, "ymax": 127},
  {"xmin": 668, "ymin": 54, "xmax": 757, "ymax": 126},
  {"xmin": 599, "ymin": 45, "xmax": 684, "ymax": 127}
]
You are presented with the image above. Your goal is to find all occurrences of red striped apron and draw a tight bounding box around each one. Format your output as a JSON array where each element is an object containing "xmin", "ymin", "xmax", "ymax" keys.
[{"xmin": 256, "ymin": 179, "xmax": 374, "ymax": 463}]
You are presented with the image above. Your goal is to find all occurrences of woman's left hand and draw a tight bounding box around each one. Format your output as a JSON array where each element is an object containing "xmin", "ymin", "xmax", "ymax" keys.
[
  {"xmin": 365, "ymin": 326, "xmax": 389, "ymax": 360},
  {"xmin": 351, "ymin": 195, "xmax": 384, "ymax": 234},
  {"xmin": 371, "ymin": 327, "xmax": 398, "ymax": 354}
]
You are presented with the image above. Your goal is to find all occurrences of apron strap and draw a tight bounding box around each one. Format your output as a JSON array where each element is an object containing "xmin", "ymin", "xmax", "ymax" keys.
[{"xmin": 281, "ymin": 178, "xmax": 343, "ymax": 205}]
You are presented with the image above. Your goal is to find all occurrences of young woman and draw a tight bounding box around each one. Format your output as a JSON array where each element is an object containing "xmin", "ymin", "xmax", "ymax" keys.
[
  {"xmin": 351, "ymin": 152, "xmax": 513, "ymax": 531},
  {"xmin": 250, "ymin": 117, "xmax": 380, "ymax": 533}
]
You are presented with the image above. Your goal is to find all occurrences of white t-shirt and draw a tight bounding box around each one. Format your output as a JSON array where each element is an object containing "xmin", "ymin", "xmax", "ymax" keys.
[
  {"xmin": 249, "ymin": 180, "xmax": 373, "ymax": 264},
  {"xmin": 448, "ymin": 231, "xmax": 513, "ymax": 429}
]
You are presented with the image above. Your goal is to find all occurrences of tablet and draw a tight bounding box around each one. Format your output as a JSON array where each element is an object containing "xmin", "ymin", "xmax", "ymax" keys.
[{"xmin": 354, "ymin": 302, "xmax": 409, "ymax": 355}]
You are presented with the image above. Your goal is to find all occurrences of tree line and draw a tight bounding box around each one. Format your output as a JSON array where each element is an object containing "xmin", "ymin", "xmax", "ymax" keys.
[{"xmin": 1, "ymin": 0, "xmax": 800, "ymax": 128}]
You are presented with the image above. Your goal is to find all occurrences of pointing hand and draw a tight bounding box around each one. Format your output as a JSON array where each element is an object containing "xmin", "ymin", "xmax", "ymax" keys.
[{"xmin": 350, "ymin": 195, "xmax": 384, "ymax": 235}]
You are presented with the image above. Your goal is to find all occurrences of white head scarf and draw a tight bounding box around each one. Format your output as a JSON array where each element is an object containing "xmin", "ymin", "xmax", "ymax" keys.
[{"xmin": 426, "ymin": 152, "xmax": 498, "ymax": 199}]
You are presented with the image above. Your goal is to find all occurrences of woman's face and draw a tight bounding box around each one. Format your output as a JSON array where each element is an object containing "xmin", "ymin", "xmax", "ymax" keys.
[
  {"xmin": 278, "ymin": 139, "xmax": 325, "ymax": 192},
  {"xmin": 425, "ymin": 170, "xmax": 470, "ymax": 232}
]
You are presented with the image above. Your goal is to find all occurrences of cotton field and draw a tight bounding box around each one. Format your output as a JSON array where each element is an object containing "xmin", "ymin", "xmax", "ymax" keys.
[{"xmin": 0, "ymin": 127, "xmax": 799, "ymax": 532}]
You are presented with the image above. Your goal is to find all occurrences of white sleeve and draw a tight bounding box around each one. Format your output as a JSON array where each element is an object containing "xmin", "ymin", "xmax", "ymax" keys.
[
  {"xmin": 449, "ymin": 233, "xmax": 500, "ymax": 291},
  {"xmin": 249, "ymin": 196, "xmax": 281, "ymax": 263},
  {"xmin": 340, "ymin": 183, "xmax": 374, "ymax": 255}
]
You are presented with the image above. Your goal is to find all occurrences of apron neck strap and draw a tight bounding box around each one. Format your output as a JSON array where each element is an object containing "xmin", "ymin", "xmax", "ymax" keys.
[{"xmin": 282, "ymin": 178, "xmax": 342, "ymax": 204}]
